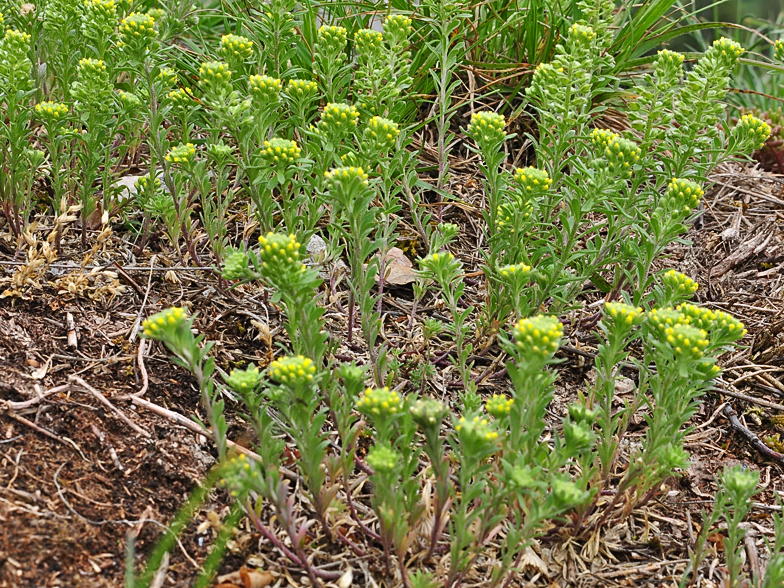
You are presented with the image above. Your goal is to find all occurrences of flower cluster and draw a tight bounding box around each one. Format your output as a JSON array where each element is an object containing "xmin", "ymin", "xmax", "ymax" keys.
[
  {"xmin": 733, "ymin": 114, "xmax": 771, "ymax": 151},
  {"xmin": 456, "ymin": 415, "xmax": 499, "ymax": 443},
  {"xmin": 362, "ymin": 116, "xmax": 400, "ymax": 155},
  {"xmin": 165, "ymin": 143, "xmax": 196, "ymax": 165},
  {"xmin": 357, "ymin": 387, "xmax": 402, "ymax": 416},
  {"xmin": 221, "ymin": 249, "xmax": 252, "ymax": 281},
  {"xmin": 569, "ymin": 23, "xmax": 596, "ymax": 44},
  {"xmin": 317, "ymin": 25, "xmax": 348, "ymax": 55},
  {"xmin": 662, "ymin": 270, "xmax": 698, "ymax": 296},
  {"xmin": 410, "ymin": 398, "xmax": 448, "ymax": 429},
  {"xmin": 604, "ymin": 302, "xmax": 644, "ymax": 325},
  {"xmin": 269, "ymin": 355, "xmax": 316, "ymax": 387},
  {"xmin": 419, "ymin": 251, "xmax": 459, "ymax": 276},
  {"xmin": 249, "ymin": 74, "xmax": 283, "ymax": 105},
  {"xmin": 486, "ymin": 394, "xmax": 514, "ymax": 418},
  {"xmin": 118, "ymin": 12, "xmax": 158, "ymax": 55},
  {"xmin": 325, "ymin": 166, "xmax": 369, "ymax": 188},
  {"xmin": 511, "ymin": 315, "xmax": 563, "ymax": 360},
  {"xmin": 357, "ymin": 387, "xmax": 402, "ymax": 417},
  {"xmin": 257, "ymin": 232, "xmax": 305, "ymax": 275},
  {"xmin": 591, "ymin": 129, "xmax": 640, "ymax": 178},
  {"xmin": 366, "ymin": 444, "xmax": 399, "ymax": 474},
  {"xmin": 661, "ymin": 178, "xmax": 704, "ymax": 215},
  {"xmin": 661, "ymin": 323, "xmax": 710, "ymax": 360},
  {"xmin": 117, "ymin": 90, "xmax": 141, "ymax": 110},
  {"xmin": 513, "ymin": 167, "xmax": 551, "ymax": 193},
  {"xmin": 167, "ymin": 87, "xmax": 195, "ymax": 109},
  {"xmin": 710, "ymin": 37, "xmax": 744, "ymax": 70},
  {"xmin": 219, "ymin": 454, "xmax": 263, "ymax": 498},
  {"xmin": 655, "ymin": 49, "xmax": 685, "ymax": 72},
  {"xmin": 260, "ymin": 138, "xmax": 301, "ymax": 170},
  {"xmin": 647, "ymin": 307, "xmax": 688, "ymax": 337},
  {"xmin": 35, "ymin": 101, "xmax": 69, "ymax": 124},
  {"xmin": 134, "ymin": 174, "xmax": 161, "ymax": 196},
  {"xmin": 467, "ymin": 111, "xmax": 507, "ymax": 153},
  {"xmin": 286, "ymin": 78, "xmax": 318, "ymax": 100},
  {"xmin": 676, "ymin": 303, "xmax": 747, "ymax": 343},
  {"xmin": 3, "ymin": 28, "xmax": 31, "ymax": 54},
  {"xmin": 355, "ymin": 29, "xmax": 383, "ymax": 59},
  {"xmin": 383, "ymin": 14, "xmax": 412, "ymax": 47},
  {"xmin": 141, "ymin": 307, "xmax": 188, "ymax": 340},
  {"xmin": 777, "ymin": 39, "xmax": 784, "ymax": 63},
  {"xmin": 495, "ymin": 197, "xmax": 532, "ymax": 230},
  {"xmin": 71, "ymin": 58, "xmax": 111, "ymax": 108},
  {"xmin": 315, "ymin": 102, "xmax": 359, "ymax": 144},
  {"xmin": 157, "ymin": 67, "xmax": 178, "ymax": 88},
  {"xmin": 219, "ymin": 33, "xmax": 253, "ymax": 62},
  {"xmin": 226, "ymin": 364, "xmax": 261, "ymax": 393},
  {"xmin": 199, "ymin": 61, "xmax": 233, "ymax": 97},
  {"xmin": 499, "ymin": 263, "xmax": 532, "ymax": 280},
  {"xmin": 82, "ymin": 0, "xmax": 117, "ymax": 36}
]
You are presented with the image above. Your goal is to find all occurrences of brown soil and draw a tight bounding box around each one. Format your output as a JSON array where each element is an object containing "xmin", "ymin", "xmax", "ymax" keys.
[{"xmin": 1, "ymin": 162, "xmax": 784, "ymax": 587}]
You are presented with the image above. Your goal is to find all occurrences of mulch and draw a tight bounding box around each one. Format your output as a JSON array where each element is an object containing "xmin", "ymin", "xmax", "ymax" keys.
[{"xmin": 1, "ymin": 159, "xmax": 783, "ymax": 587}]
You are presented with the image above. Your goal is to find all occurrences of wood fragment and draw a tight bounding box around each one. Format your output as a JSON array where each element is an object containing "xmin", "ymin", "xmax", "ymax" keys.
[
  {"xmin": 722, "ymin": 404, "xmax": 784, "ymax": 466},
  {"xmin": 710, "ymin": 223, "xmax": 774, "ymax": 278},
  {"xmin": 66, "ymin": 312, "xmax": 78, "ymax": 349}
]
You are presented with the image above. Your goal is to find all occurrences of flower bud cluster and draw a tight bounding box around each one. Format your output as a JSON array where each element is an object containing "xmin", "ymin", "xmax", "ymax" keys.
[
  {"xmin": 362, "ymin": 116, "xmax": 399, "ymax": 154},
  {"xmin": 257, "ymin": 232, "xmax": 305, "ymax": 275},
  {"xmin": 220, "ymin": 454, "xmax": 263, "ymax": 498},
  {"xmin": 511, "ymin": 315, "xmax": 563, "ymax": 360},
  {"xmin": 249, "ymin": 74, "xmax": 283, "ymax": 105},
  {"xmin": 286, "ymin": 78, "xmax": 318, "ymax": 100},
  {"xmin": 456, "ymin": 415, "xmax": 499, "ymax": 443},
  {"xmin": 165, "ymin": 143, "xmax": 196, "ymax": 165},
  {"xmin": 269, "ymin": 355, "xmax": 316, "ymax": 387},
  {"xmin": 604, "ymin": 302, "xmax": 644, "ymax": 326},
  {"xmin": 199, "ymin": 61, "xmax": 233, "ymax": 97},
  {"xmin": 733, "ymin": 114, "xmax": 771, "ymax": 151},
  {"xmin": 118, "ymin": 12, "xmax": 158, "ymax": 54},
  {"xmin": 36, "ymin": 101, "xmax": 69, "ymax": 124},
  {"xmin": 141, "ymin": 307, "xmax": 188, "ymax": 340},
  {"xmin": 467, "ymin": 111, "xmax": 506, "ymax": 153},
  {"xmin": 383, "ymin": 14, "xmax": 412, "ymax": 47},
  {"xmin": 82, "ymin": 0, "xmax": 117, "ymax": 38},
  {"xmin": 661, "ymin": 178, "xmax": 704, "ymax": 215},
  {"xmin": 260, "ymin": 138, "xmax": 301, "ymax": 169},
  {"xmin": 486, "ymin": 394, "xmax": 514, "ymax": 418},
  {"xmin": 513, "ymin": 166, "xmax": 551, "ymax": 193},
  {"xmin": 316, "ymin": 25, "xmax": 348, "ymax": 57},
  {"xmin": 219, "ymin": 33, "xmax": 253, "ymax": 62},
  {"xmin": 777, "ymin": 40, "xmax": 784, "ymax": 63},
  {"xmin": 325, "ymin": 166, "xmax": 369, "ymax": 191},
  {"xmin": 410, "ymin": 398, "xmax": 447, "ymax": 429},
  {"xmin": 709, "ymin": 37, "xmax": 744, "ymax": 71},
  {"xmin": 117, "ymin": 90, "xmax": 141, "ymax": 110},
  {"xmin": 655, "ymin": 49, "xmax": 685, "ymax": 79},
  {"xmin": 167, "ymin": 87, "xmax": 195, "ymax": 110},
  {"xmin": 357, "ymin": 387, "xmax": 402, "ymax": 417},
  {"xmin": 226, "ymin": 364, "xmax": 261, "ymax": 393},
  {"xmin": 662, "ymin": 270, "xmax": 698, "ymax": 296},
  {"xmin": 499, "ymin": 263, "xmax": 532, "ymax": 280},
  {"xmin": 71, "ymin": 58, "xmax": 111, "ymax": 109},
  {"xmin": 366, "ymin": 444, "xmax": 399, "ymax": 474},
  {"xmin": 221, "ymin": 249, "xmax": 252, "ymax": 281},
  {"xmin": 315, "ymin": 102, "xmax": 359, "ymax": 143},
  {"xmin": 676, "ymin": 303, "xmax": 747, "ymax": 343},
  {"xmin": 355, "ymin": 29, "xmax": 383, "ymax": 60},
  {"xmin": 591, "ymin": 129, "xmax": 640, "ymax": 178}
]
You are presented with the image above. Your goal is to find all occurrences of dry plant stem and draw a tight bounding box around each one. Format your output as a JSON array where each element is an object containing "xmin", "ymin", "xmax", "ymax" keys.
[
  {"xmin": 344, "ymin": 472, "xmax": 381, "ymax": 541},
  {"xmin": 722, "ymin": 403, "xmax": 784, "ymax": 466},
  {"xmin": 69, "ymin": 375, "xmax": 151, "ymax": 438}
]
